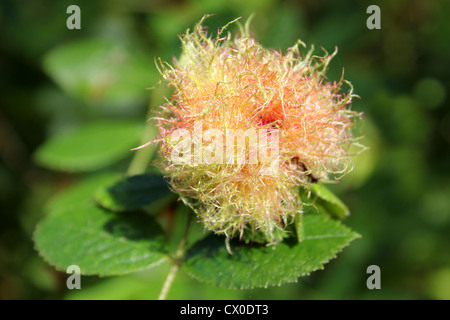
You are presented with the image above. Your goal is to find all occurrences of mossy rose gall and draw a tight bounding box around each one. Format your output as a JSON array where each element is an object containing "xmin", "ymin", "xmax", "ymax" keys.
[{"xmin": 150, "ymin": 17, "xmax": 363, "ymax": 244}]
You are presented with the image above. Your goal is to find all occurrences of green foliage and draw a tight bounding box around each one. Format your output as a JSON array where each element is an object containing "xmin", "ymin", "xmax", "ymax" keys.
[
  {"xmin": 183, "ymin": 213, "xmax": 359, "ymax": 289},
  {"xmin": 34, "ymin": 203, "xmax": 168, "ymax": 276},
  {"xmin": 95, "ymin": 173, "xmax": 172, "ymax": 212},
  {"xmin": 34, "ymin": 121, "xmax": 143, "ymax": 172},
  {"xmin": 46, "ymin": 173, "xmax": 121, "ymax": 213},
  {"xmin": 301, "ymin": 184, "xmax": 350, "ymax": 219},
  {"xmin": 43, "ymin": 38, "xmax": 157, "ymax": 103}
]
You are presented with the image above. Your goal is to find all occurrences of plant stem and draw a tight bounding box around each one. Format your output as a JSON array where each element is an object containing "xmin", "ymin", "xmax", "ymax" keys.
[
  {"xmin": 126, "ymin": 84, "xmax": 166, "ymax": 177},
  {"xmin": 157, "ymin": 260, "xmax": 179, "ymax": 300},
  {"xmin": 158, "ymin": 212, "xmax": 192, "ymax": 300},
  {"xmin": 126, "ymin": 117, "xmax": 157, "ymax": 176}
]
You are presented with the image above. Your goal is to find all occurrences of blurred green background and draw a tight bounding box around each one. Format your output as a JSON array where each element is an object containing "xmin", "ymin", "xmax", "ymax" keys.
[{"xmin": 1, "ymin": 0, "xmax": 449, "ymax": 300}]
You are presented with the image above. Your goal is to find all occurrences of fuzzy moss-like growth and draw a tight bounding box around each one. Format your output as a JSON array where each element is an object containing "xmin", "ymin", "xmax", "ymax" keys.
[{"xmin": 151, "ymin": 16, "xmax": 363, "ymax": 244}]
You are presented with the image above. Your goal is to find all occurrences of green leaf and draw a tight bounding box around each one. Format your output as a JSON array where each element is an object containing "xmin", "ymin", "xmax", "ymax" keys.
[
  {"xmin": 43, "ymin": 38, "xmax": 157, "ymax": 103},
  {"xmin": 34, "ymin": 204, "xmax": 168, "ymax": 276},
  {"xmin": 95, "ymin": 173, "xmax": 173, "ymax": 212},
  {"xmin": 300, "ymin": 184, "xmax": 349, "ymax": 219},
  {"xmin": 183, "ymin": 213, "xmax": 359, "ymax": 289},
  {"xmin": 309, "ymin": 184, "xmax": 350, "ymax": 219},
  {"xmin": 46, "ymin": 172, "xmax": 120, "ymax": 213},
  {"xmin": 34, "ymin": 120, "xmax": 144, "ymax": 172}
]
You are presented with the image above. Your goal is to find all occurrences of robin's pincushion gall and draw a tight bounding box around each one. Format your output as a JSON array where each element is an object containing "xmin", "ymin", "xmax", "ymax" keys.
[{"xmin": 151, "ymin": 17, "xmax": 363, "ymax": 244}]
